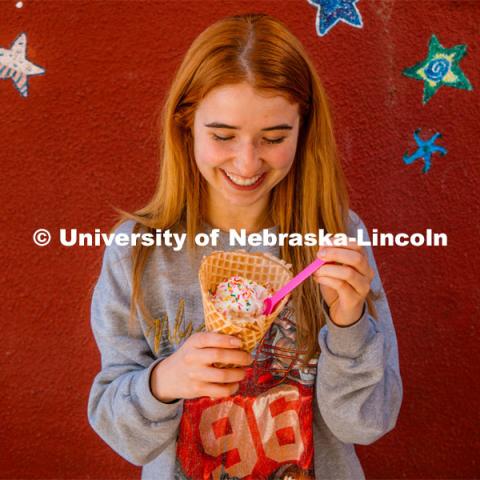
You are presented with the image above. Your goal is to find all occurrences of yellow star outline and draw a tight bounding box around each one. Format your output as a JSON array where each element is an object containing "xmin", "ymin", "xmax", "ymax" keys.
[
  {"xmin": 417, "ymin": 53, "xmax": 459, "ymax": 87},
  {"xmin": 145, "ymin": 298, "xmax": 205, "ymax": 355}
]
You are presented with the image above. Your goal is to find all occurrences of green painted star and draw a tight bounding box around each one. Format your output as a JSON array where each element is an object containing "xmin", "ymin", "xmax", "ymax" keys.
[{"xmin": 403, "ymin": 34, "xmax": 473, "ymax": 104}]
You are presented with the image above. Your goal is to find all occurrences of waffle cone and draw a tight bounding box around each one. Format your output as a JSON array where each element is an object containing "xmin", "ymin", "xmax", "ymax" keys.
[{"xmin": 199, "ymin": 249, "xmax": 293, "ymax": 368}]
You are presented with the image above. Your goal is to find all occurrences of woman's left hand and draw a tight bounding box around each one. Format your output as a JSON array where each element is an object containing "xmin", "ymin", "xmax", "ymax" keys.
[{"xmin": 312, "ymin": 238, "xmax": 375, "ymax": 327}]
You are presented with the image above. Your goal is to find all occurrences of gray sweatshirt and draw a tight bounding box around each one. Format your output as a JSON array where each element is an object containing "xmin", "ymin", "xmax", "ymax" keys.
[{"xmin": 87, "ymin": 210, "xmax": 403, "ymax": 479}]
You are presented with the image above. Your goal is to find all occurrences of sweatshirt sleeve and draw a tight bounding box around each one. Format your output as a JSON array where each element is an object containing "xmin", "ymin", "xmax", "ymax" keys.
[
  {"xmin": 315, "ymin": 211, "xmax": 403, "ymax": 445},
  {"xmin": 87, "ymin": 222, "xmax": 184, "ymax": 466}
]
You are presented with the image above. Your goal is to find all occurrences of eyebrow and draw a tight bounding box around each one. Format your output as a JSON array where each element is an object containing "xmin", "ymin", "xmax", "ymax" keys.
[{"xmin": 204, "ymin": 122, "xmax": 293, "ymax": 132}]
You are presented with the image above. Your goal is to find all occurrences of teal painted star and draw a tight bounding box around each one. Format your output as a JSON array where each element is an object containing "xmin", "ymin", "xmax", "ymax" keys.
[
  {"xmin": 403, "ymin": 129, "xmax": 447, "ymax": 174},
  {"xmin": 403, "ymin": 34, "xmax": 473, "ymax": 104}
]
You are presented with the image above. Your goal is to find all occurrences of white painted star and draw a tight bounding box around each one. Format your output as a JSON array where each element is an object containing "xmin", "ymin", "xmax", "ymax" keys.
[{"xmin": 0, "ymin": 33, "xmax": 45, "ymax": 97}]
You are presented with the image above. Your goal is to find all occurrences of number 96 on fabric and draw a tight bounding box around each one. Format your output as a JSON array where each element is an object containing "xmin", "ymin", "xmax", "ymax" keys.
[{"xmin": 176, "ymin": 384, "xmax": 315, "ymax": 479}]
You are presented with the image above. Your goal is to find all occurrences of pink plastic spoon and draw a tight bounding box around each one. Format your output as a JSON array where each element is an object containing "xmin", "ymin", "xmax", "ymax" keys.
[{"xmin": 263, "ymin": 258, "xmax": 327, "ymax": 315}]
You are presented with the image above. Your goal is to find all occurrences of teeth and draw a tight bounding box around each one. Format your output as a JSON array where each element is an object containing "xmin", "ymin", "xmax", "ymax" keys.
[{"xmin": 225, "ymin": 171, "xmax": 262, "ymax": 186}]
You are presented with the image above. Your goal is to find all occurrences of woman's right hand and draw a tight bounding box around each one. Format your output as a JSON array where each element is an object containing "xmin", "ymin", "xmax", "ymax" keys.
[{"xmin": 150, "ymin": 332, "xmax": 254, "ymax": 403}]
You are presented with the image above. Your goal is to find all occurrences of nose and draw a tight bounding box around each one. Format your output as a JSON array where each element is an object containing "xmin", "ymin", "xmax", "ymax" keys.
[{"xmin": 232, "ymin": 141, "xmax": 263, "ymax": 177}]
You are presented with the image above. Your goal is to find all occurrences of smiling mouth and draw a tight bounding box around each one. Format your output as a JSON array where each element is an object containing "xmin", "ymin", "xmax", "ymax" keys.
[{"xmin": 220, "ymin": 168, "xmax": 267, "ymax": 190}]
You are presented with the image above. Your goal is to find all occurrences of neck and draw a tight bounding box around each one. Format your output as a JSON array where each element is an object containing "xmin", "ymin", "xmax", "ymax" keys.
[{"xmin": 203, "ymin": 197, "xmax": 273, "ymax": 234}]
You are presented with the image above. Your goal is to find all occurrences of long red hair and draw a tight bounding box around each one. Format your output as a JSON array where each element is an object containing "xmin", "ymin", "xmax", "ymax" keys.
[{"xmin": 111, "ymin": 12, "xmax": 378, "ymax": 365}]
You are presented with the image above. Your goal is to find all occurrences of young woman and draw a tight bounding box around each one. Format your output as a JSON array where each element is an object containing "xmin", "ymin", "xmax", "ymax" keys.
[{"xmin": 88, "ymin": 12, "xmax": 402, "ymax": 480}]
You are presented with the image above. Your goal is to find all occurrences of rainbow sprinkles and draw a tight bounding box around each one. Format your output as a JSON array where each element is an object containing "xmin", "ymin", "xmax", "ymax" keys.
[{"xmin": 209, "ymin": 275, "xmax": 275, "ymax": 320}]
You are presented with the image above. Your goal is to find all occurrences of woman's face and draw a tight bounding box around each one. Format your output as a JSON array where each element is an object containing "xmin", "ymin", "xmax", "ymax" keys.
[{"xmin": 192, "ymin": 82, "xmax": 300, "ymax": 219}]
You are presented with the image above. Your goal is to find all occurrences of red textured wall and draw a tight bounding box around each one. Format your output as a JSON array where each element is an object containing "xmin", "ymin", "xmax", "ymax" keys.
[{"xmin": 2, "ymin": 0, "xmax": 479, "ymax": 478}]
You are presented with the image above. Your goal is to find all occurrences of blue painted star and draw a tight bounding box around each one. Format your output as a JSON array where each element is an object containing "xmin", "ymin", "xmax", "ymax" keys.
[
  {"xmin": 0, "ymin": 32, "xmax": 45, "ymax": 97},
  {"xmin": 307, "ymin": 0, "xmax": 363, "ymax": 36},
  {"xmin": 403, "ymin": 129, "xmax": 447, "ymax": 174}
]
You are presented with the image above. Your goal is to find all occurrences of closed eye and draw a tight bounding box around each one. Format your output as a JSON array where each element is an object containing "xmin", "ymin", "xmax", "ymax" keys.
[{"xmin": 212, "ymin": 134, "xmax": 285, "ymax": 144}]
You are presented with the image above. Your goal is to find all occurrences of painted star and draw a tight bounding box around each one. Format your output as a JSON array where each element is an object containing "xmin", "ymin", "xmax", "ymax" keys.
[
  {"xmin": 307, "ymin": 0, "xmax": 363, "ymax": 37},
  {"xmin": 403, "ymin": 129, "xmax": 447, "ymax": 174},
  {"xmin": 0, "ymin": 33, "xmax": 45, "ymax": 97},
  {"xmin": 403, "ymin": 34, "xmax": 473, "ymax": 104}
]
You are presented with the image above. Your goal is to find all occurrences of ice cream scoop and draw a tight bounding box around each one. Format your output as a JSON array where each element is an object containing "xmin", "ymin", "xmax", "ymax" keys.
[
  {"xmin": 210, "ymin": 275, "xmax": 275, "ymax": 319},
  {"xmin": 263, "ymin": 258, "xmax": 327, "ymax": 315}
]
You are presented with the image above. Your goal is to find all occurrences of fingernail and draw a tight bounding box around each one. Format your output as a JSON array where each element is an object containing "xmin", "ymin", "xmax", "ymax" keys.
[
  {"xmin": 319, "ymin": 248, "xmax": 327, "ymax": 257},
  {"xmin": 231, "ymin": 338, "xmax": 242, "ymax": 346}
]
